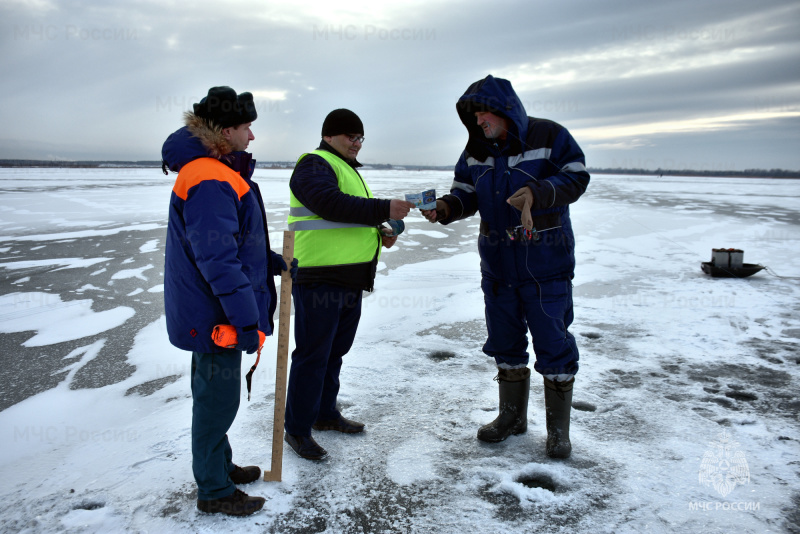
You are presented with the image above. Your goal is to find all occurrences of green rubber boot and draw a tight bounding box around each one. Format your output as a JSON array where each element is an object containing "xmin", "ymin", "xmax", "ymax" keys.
[
  {"xmin": 477, "ymin": 367, "xmax": 530, "ymax": 443},
  {"xmin": 544, "ymin": 376, "xmax": 574, "ymax": 458}
]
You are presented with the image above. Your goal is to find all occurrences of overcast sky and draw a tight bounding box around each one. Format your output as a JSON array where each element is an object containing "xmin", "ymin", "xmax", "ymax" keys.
[{"xmin": 1, "ymin": 0, "xmax": 799, "ymax": 170}]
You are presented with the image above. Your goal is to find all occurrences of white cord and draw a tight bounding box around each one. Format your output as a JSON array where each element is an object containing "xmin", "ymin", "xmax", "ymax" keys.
[{"xmin": 512, "ymin": 210, "xmax": 568, "ymax": 337}]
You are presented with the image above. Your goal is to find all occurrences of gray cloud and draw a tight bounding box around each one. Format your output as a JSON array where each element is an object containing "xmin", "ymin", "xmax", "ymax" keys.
[{"xmin": 1, "ymin": 0, "xmax": 798, "ymax": 170}]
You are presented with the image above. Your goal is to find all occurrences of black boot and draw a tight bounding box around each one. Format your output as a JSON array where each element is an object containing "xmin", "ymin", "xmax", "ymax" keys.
[
  {"xmin": 196, "ymin": 489, "xmax": 265, "ymax": 516},
  {"xmin": 284, "ymin": 433, "xmax": 328, "ymax": 461},
  {"xmin": 544, "ymin": 376, "xmax": 574, "ymax": 458},
  {"xmin": 312, "ymin": 416, "xmax": 365, "ymax": 434},
  {"xmin": 477, "ymin": 367, "xmax": 530, "ymax": 443},
  {"xmin": 229, "ymin": 464, "xmax": 261, "ymax": 485}
]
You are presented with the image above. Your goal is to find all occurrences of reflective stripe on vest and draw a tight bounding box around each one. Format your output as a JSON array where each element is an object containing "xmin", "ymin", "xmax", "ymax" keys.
[
  {"xmin": 288, "ymin": 150, "xmax": 380, "ymax": 268},
  {"xmin": 288, "ymin": 205, "xmax": 374, "ymax": 231}
]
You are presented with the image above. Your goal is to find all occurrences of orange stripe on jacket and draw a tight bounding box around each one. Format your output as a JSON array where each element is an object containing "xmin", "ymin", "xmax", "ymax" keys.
[{"xmin": 172, "ymin": 157, "xmax": 251, "ymax": 201}]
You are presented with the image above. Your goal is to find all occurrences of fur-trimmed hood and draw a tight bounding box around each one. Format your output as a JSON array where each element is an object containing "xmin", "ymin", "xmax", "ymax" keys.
[
  {"xmin": 161, "ymin": 112, "xmax": 235, "ymax": 173},
  {"xmin": 183, "ymin": 112, "xmax": 234, "ymax": 159}
]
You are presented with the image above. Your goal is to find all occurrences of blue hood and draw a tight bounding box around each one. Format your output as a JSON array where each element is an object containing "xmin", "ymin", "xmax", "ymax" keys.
[
  {"xmin": 161, "ymin": 126, "xmax": 210, "ymax": 173},
  {"xmin": 456, "ymin": 75, "xmax": 529, "ymax": 161}
]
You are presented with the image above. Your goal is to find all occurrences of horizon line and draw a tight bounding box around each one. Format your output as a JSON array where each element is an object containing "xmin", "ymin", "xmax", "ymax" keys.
[{"xmin": 0, "ymin": 159, "xmax": 798, "ymax": 177}]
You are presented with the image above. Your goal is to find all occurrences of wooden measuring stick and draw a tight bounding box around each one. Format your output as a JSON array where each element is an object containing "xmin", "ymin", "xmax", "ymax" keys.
[{"xmin": 263, "ymin": 230, "xmax": 294, "ymax": 482}]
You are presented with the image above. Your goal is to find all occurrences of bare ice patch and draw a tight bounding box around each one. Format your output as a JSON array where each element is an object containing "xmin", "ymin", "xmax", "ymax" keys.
[{"xmin": 0, "ymin": 292, "xmax": 134, "ymax": 346}]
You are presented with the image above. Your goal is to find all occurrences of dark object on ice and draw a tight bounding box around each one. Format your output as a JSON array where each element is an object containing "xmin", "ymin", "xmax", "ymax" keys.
[
  {"xmin": 429, "ymin": 350, "xmax": 456, "ymax": 361},
  {"xmin": 702, "ymin": 248, "xmax": 764, "ymax": 278},
  {"xmin": 712, "ymin": 247, "xmax": 744, "ymax": 268},
  {"xmin": 517, "ymin": 474, "xmax": 558, "ymax": 492},
  {"xmin": 701, "ymin": 262, "xmax": 765, "ymax": 278}
]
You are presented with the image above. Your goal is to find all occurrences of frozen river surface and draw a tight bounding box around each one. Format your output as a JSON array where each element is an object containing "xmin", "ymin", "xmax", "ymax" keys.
[{"xmin": 0, "ymin": 168, "xmax": 798, "ymax": 533}]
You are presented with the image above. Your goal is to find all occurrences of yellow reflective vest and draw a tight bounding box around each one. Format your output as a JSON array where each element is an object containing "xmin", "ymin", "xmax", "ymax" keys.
[{"xmin": 288, "ymin": 150, "xmax": 381, "ymax": 268}]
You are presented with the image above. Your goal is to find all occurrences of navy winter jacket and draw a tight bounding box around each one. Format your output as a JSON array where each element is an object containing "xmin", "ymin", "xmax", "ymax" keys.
[
  {"xmin": 162, "ymin": 116, "xmax": 280, "ymax": 353},
  {"xmin": 441, "ymin": 75, "xmax": 590, "ymax": 283}
]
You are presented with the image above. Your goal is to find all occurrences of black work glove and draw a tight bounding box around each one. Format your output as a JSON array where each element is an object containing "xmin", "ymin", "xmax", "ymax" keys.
[
  {"xmin": 275, "ymin": 256, "xmax": 298, "ymax": 280},
  {"xmin": 235, "ymin": 325, "xmax": 260, "ymax": 354},
  {"xmin": 379, "ymin": 219, "xmax": 405, "ymax": 237}
]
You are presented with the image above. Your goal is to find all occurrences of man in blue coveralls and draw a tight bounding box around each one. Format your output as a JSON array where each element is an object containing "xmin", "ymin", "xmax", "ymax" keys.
[{"xmin": 423, "ymin": 76, "xmax": 590, "ymax": 459}]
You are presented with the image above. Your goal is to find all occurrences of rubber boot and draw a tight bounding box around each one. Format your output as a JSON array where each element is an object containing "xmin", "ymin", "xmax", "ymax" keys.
[
  {"xmin": 544, "ymin": 376, "xmax": 574, "ymax": 458},
  {"xmin": 477, "ymin": 367, "xmax": 530, "ymax": 442}
]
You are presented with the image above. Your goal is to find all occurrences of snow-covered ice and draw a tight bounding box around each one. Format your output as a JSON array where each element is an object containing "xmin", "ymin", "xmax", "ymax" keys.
[{"xmin": 0, "ymin": 167, "xmax": 798, "ymax": 533}]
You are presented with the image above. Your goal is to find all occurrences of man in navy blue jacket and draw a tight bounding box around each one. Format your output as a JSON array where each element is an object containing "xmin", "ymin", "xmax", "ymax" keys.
[
  {"xmin": 423, "ymin": 76, "xmax": 590, "ymax": 459},
  {"xmin": 162, "ymin": 86, "xmax": 293, "ymax": 515},
  {"xmin": 284, "ymin": 109, "xmax": 414, "ymax": 461}
]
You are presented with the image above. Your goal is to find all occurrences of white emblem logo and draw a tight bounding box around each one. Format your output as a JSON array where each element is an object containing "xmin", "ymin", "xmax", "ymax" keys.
[{"xmin": 699, "ymin": 431, "xmax": 750, "ymax": 498}]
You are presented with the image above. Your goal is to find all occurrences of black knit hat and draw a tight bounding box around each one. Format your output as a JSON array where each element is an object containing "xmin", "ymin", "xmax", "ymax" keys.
[
  {"xmin": 321, "ymin": 108, "xmax": 364, "ymax": 137},
  {"xmin": 193, "ymin": 86, "xmax": 257, "ymax": 128}
]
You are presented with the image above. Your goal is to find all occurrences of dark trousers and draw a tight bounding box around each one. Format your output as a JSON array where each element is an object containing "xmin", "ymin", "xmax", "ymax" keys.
[
  {"xmin": 481, "ymin": 277, "xmax": 579, "ymax": 376},
  {"xmin": 285, "ymin": 283, "xmax": 362, "ymax": 436},
  {"xmin": 191, "ymin": 350, "xmax": 241, "ymax": 501}
]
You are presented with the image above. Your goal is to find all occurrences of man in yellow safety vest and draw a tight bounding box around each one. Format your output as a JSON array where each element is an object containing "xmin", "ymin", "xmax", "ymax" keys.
[{"xmin": 284, "ymin": 109, "xmax": 414, "ymax": 460}]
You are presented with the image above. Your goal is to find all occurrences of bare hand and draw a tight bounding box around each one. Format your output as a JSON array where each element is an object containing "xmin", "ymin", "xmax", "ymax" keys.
[
  {"xmin": 507, "ymin": 187, "xmax": 534, "ymax": 230},
  {"xmin": 421, "ymin": 199, "xmax": 450, "ymax": 223},
  {"xmin": 389, "ymin": 199, "xmax": 415, "ymax": 220},
  {"xmin": 381, "ymin": 234, "xmax": 398, "ymax": 248}
]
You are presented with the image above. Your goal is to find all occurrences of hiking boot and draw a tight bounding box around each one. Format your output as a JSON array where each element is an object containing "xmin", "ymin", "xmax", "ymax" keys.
[
  {"xmin": 229, "ymin": 464, "xmax": 261, "ymax": 485},
  {"xmin": 477, "ymin": 367, "xmax": 530, "ymax": 443},
  {"xmin": 285, "ymin": 432, "xmax": 328, "ymax": 461},
  {"xmin": 312, "ymin": 416, "xmax": 365, "ymax": 434},
  {"xmin": 196, "ymin": 489, "xmax": 265, "ymax": 516},
  {"xmin": 544, "ymin": 376, "xmax": 574, "ymax": 459}
]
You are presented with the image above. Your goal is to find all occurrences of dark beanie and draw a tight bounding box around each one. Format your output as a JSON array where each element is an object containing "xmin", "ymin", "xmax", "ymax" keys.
[
  {"xmin": 193, "ymin": 86, "xmax": 258, "ymax": 128},
  {"xmin": 321, "ymin": 108, "xmax": 364, "ymax": 137}
]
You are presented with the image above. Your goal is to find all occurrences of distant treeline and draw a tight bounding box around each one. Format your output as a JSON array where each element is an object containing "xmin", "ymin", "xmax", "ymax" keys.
[
  {"xmin": 589, "ymin": 167, "xmax": 800, "ymax": 179},
  {"xmin": 0, "ymin": 159, "xmax": 299, "ymax": 170},
  {"xmin": 1, "ymin": 160, "xmax": 798, "ymax": 178},
  {"xmin": 0, "ymin": 160, "xmax": 165, "ymax": 168}
]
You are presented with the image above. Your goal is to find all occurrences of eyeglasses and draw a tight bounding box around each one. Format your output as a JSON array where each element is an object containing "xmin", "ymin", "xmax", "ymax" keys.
[{"xmin": 346, "ymin": 134, "xmax": 365, "ymax": 144}]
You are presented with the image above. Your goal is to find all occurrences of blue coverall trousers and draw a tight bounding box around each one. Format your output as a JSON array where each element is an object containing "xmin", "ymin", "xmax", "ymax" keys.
[{"xmin": 481, "ymin": 277, "xmax": 579, "ymax": 376}]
